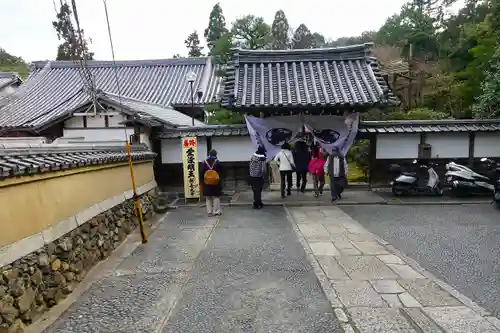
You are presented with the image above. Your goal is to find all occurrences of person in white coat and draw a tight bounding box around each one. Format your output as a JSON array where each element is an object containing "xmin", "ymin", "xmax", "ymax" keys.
[{"xmin": 273, "ymin": 142, "xmax": 295, "ymax": 198}]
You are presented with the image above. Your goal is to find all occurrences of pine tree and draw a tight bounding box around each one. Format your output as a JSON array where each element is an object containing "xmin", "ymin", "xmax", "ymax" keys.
[
  {"xmin": 185, "ymin": 31, "xmax": 204, "ymax": 57},
  {"xmin": 204, "ymin": 3, "xmax": 228, "ymax": 50},
  {"xmin": 291, "ymin": 24, "xmax": 314, "ymax": 49},
  {"xmin": 271, "ymin": 10, "xmax": 290, "ymax": 49},
  {"xmin": 52, "ymin": 3, "xmax": 93, "ymax": 60}
]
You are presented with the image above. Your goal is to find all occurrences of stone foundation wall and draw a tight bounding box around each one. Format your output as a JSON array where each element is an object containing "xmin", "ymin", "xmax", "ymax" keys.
[{"xmin": 0, "ymin": 191, "xmax": 157, "ymax": 332}]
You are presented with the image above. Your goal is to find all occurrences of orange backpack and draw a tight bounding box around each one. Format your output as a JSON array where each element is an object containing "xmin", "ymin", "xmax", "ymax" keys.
[{"xmin": 204, "ymin": 160, "xmax": 220, "ymax": 185}]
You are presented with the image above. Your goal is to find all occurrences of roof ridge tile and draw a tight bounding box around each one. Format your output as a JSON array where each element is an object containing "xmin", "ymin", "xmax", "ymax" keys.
[{"xmin": 31, "ymin": 57, "xmax": 210, "ymax": 70}]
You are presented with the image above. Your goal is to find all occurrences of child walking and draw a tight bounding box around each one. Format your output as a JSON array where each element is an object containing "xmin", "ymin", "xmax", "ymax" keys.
[{"xmin": 308, "ymin": 149, "xmax": 326, "ymax": 197}]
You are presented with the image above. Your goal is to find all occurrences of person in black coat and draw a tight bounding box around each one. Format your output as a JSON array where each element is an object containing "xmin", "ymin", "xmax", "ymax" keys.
[
  {"xmin": 201, "ymin": 149, "xmax": 223, "ymax": 216},
  {"xmin": 293, "ymin": 140, "xmax": 311, "ymax": 192},
  {"xmin": 249, "ymin": 146, "xmax": 267, "ymax": 209}
]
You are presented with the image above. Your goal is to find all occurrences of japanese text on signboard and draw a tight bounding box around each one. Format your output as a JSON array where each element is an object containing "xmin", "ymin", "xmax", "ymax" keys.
[{"xmin": 181, "ymin": 137, "xmax": 200, "ymax": 199}]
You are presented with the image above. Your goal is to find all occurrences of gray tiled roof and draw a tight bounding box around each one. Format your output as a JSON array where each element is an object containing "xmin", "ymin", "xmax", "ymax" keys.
[
  {"xmin": 103, "ymin": 93, "xmax": 205, "ymax": 127},
  {"xmin": 359, "ymin": 119, "xmax": 500, "ymax": 133},
  {"xmin": 0, "ymin": 58, "xmax": 221, "ymax": 128},
  {"xmin": 0, "ymin": 72, "xmax": 21, "ymax": 90},
  {"xmin": 0, "ymin": 142, "xmax": 155, "ymax": 180},
  {"xmin": 161, "ymin": 124, "xmax": 248, "ymax": 138},
  {"xmin": 221, "ymin": 44, "xmax": 398, "ymax": 109}
]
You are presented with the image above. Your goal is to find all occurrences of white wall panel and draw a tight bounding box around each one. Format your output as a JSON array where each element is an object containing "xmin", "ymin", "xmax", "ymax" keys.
[
  {"xmin": 85, "ymin": 115, "xmax": 106, "ymax": 127},
  {"xmin": 107, "ymin": 114, "xmax": 127, "ymax": 127},
  {"xmin": 426, "ymin": 133, "xmax": 469, "ymax": 158},
  {"xmin": 64, "ymin": 117, "xmax": 83, "ymax": 128},
  {"xmin": 211, "ymin": 137, "xmax": 255, "ymax": 162},
  {"xmin": 62, "ymin": 128, "xmax": 134, "ymax": 141},
  {"xmin": 475, "ymin": 132, "xmax": 500, "ymax": 157},
  {"xmin": 376, "ymin": 134, "xmax": 420, "ymax": 159}
]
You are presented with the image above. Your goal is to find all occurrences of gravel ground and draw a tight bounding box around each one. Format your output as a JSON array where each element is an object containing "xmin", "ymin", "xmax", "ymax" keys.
[{"xmin": 341, "ymin": 203, "xmax": 500, "ymax": 317}]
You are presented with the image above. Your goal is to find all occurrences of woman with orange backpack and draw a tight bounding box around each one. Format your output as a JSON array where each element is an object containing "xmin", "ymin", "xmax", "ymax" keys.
[{"xmin": 202, "ymin": 149, "xmax": 223, "ymax": 216}]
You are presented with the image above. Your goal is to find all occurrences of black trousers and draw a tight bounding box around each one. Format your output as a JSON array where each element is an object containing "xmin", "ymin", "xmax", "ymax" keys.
[
  {"xmin": 330, "ymin": 176, "xmax": 346, "ymax": 200},
  {"xmin": 296, "ymin": 171, "xmax": 307, "ymax": 191},
  {"xmin": 280, "ymin": 171, "xmax": 293, "ymax": 197},
  {"xmin": 250, "ymin": 177, "xmax": 264, "ymax": 206}
]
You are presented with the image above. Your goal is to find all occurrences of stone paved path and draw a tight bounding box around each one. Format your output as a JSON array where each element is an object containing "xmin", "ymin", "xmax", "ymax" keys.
[
  {"xmin": 288, "ymin": 206, "xmax": 500, "ymax": 333},
  {"xmin": 42, "ymin": 207, "xmax": 342, "ymax": 333}
]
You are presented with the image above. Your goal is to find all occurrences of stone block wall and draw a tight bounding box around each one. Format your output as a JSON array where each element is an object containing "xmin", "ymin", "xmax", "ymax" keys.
[{"xmin": 0, "ymin": 191, "xmax": 156, "ymax": 332}]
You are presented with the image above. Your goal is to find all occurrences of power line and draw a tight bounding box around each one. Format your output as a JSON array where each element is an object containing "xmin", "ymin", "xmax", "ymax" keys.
[
  {"xmin": 102, "ymin": 0, "xmax": 125, "ymax": 129},
  {"xmin": 57, "ymin": 0, "xmax": 105, "ymax": 118},
  {"xmin": 102, "ymin": 0, "xmax": 148, "ymax": 244}
]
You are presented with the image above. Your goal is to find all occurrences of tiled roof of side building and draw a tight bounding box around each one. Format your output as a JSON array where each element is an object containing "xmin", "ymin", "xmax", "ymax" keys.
[
  {"xmin": 102, "ymin": 93, "xmax": 206, "ymax": 127},
  {"xmin": 359, "ymin": 119, "xmax": 500, "ymax": 133},
  {"xmin": 161, "ymin": 124, "xmax": 248, "ymax": 138},
  {"xmin": 221, "ymin": 43, "xmax": 398, "ymax": 109},
  {"xmin": 0, "ymin": 58, "xmax": 222, "ymax": 129},
  {"xmin": 0, "ymin": 141, "xmax": 155, "ymax": 180},
  {"xmin": 0, "ymin": 72, "xmax": 22, "ymax": 90},
  {"xmin": 160, "ymin": 119, "xmax": 500, "ymax": 138}
]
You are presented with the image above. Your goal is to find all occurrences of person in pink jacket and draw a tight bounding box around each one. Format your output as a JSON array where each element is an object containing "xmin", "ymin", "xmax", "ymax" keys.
[{"xmin": 308, "ymin": 148, "xmax": 326, "ymax": 197}]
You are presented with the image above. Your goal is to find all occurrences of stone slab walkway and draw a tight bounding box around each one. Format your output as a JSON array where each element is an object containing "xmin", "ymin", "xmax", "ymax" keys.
[
  {"xmin": 233, "ymin": 189, "xmax": 386, "ymax": 206},
  {"xmin": 41, "ymin": 207, "xmax": 343, "ymax": 333},
  {"xmin": 287, "ymin": 206, "xmax": 500, "ymax": 333}
]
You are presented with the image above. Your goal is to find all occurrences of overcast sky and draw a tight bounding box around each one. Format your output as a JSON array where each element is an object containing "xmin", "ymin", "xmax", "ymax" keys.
[{"xmin": 1, "ymin": 0, "xmax": 456, "ymax": 62}]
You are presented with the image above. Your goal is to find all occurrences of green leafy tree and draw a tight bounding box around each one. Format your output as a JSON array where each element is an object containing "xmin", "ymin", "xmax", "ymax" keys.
[
  {"xmin": 231, "ymin": 15, "xmax": 272, "ymax": 49},
  {"xmin": 0, "ymin": 49, "xmax": 29, "ymax": 78},
  {"xmin": 185, "ymin": 31, "xmax": 204, "ymax": 57},
  {"xmin": 291, "ymin": 24, "xmax": 314, "ymax": 49},
  {"xmin": 311, "ymin": 33, "xmax": 326, "ymax": 48},
  {"xmin": 52, "ymin": 3, "xmax": 93, "ymax": 60},
  {"xmin": 385, "ymin": 107, "xmax": 449, "ymax": 120},
  {"xmin": 204, "ymin": 3, "xmax": 228, "ymax": 50},
  {"xmin": 204, "ymin": 104, "xmax": 244, "ymax": 124},
  {"xmin": 327, "ymin": 31, "xmax": 377, "ymax": 47},
  {"xmin": 473, "ymin": 51, "xmax": 500, "ymax": 118},
  {"xmin": 422, "ymin": 71, "xmax": 469, "ymax": 118},
  {"xmin": 376, "ymin": 4, "xmax": 438, "ymax": 59},
  {"xmin": 348, "ymin": 140, "xmax": 370, "ymax": 181},
  {"xmin": 210, "ymin": 32, "xmax": 234, "ymax": 65},
  {"xmin": 271, "ymin": 10, "xmax": 290, "ymax": 49}
]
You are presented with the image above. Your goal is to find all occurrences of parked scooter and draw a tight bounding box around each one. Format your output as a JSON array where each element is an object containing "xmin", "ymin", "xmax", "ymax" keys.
[
  {"xmin": 390, "ymin": 160, "xmax": 443, "ymax": 196},
  {"xmin": 445, "ymin": 158, "xmax": 497, "ymax": 196}
]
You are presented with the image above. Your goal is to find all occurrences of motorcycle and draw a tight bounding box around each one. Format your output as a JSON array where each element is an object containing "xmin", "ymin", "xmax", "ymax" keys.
[
  {"xmin": 390, "ymin": 160, "xmax": 443, "ymax": 196},
  {"xmin": 445, "ymin": 158, "xmax": 497, "ymax": 196}
]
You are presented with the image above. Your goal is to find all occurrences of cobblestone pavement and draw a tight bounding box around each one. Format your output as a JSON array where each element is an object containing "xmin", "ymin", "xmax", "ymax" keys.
[
  {"xmin": 43, "ymin": 207, "xmax": 342, "ymax": 333},
  {"xmin": 287, "ymin": 206, "xmax": 500, "ymax": 333},
  {"xmin": 342, "ymin": 204, "xmax": 500, "ymax": 318}
]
